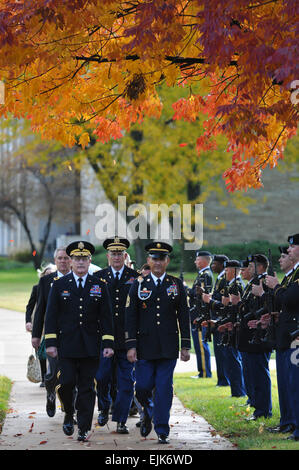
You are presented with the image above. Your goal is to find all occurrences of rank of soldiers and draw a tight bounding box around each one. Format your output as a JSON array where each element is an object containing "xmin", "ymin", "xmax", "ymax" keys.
[{"xmin": 30, "ymin": 233, "xmax": 299, "ymax": 443}]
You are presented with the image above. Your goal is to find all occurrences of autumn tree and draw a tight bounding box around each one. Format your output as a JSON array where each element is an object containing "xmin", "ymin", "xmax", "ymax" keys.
[
  {"xmin": 0, "ymin": 118, "xmax": 79, "ymax": 268},
  {"xmin": 0, "ymin": 0, "xmax": 298, "ymax": 192},
  {"xmin": 74, "ymin": 83, "xmax": 255, "ymax": 264}
]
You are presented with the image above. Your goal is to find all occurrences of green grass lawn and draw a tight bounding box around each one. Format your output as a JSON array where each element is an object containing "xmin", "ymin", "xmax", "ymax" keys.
[
  {"xmin": 173, "ymin": 371, "xmax": 298, "ymax": 450},
  {"xmin": 0, "ymin": 265, "xmax": 294, "ymax": 449},
  {"xmin": 0, "ymin": 267, "xmax": 37, "ymax": 312},
  {"xmin": 0, "ymin": 376, "xmax": 12, "ymax": 434}
]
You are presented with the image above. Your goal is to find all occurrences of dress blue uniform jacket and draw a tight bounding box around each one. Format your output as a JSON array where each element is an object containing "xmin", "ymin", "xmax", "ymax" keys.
[
  {"xmin": 274, "ymin": 265, "xmax": 299, "ymax": 350},
  {"xmin": 125, "ymin": 273, "xmax": 191, "ymax": 360},
  {"xmin": 32, "ymin": 271, "xmax": 59, "ymax": 339},
  {"xmin": 188, "ymin": 268, "xmax": 213, "ymax": 323},
  {"xmin": 44, "ymin": 273, "xmax": 114, "ymax": 358},
  {"xmin": 94, "ymin": 266, "xmax": 138, "ymax": 350}
]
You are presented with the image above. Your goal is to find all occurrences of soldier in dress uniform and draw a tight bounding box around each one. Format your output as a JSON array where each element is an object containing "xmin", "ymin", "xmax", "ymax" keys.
[
  {"xmin": 44, "ymin": 241, "xmax": 114, "ymax": 442},
  {"xmin": 94, "ymin": 237, "xmax": 139, "ymax": 434},
  {"xmin": 202, "ymin": 260, "xmax": 246, "ymax": 398},
  {"xmin": 264, "ymin": 246, "xmax": 295, "ymax": 435},
  {"xmin": 187, "ymin": 251, "xmax": 213, "ymax": 379},
  {"xmin": 210, "ymin": 254, "xmax": 230, "ymax": 387},
  {"xmin": 266, "ymin": 234, "xmax": 299, "ymax": 441},
  {"xmin": 31, "ymin": 247, "xmax": 72, "ymax": 417},
  {"xmin": 231, "ymin": 254, "xmax": 273, "ymax": 419},
  {"xmin": 125, "ymin": 242, "xmax": 191, "ymax": 444}
]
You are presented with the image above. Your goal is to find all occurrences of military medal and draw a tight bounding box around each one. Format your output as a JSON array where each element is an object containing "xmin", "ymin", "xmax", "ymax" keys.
[{"xmin": 137, "ymin": 276, "xmax": 152, "ymax": 300}]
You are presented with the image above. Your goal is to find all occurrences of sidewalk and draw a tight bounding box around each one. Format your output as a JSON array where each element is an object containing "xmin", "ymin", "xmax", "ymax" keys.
[{"xmin": 0, "ymin": 308, "xmax": 237, "ymax": 451}]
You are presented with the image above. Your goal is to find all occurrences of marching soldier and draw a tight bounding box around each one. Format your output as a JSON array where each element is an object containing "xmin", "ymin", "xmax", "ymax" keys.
[
  {"xmin": 266, "ymin": 234, "xmax": 299, "ymax": 441},
  {"xmin": 125, "ymin": 242, "xmax": 191, "ymax": 444},
  {"xmin": 31, "ymin": 247, "xmax": 72, "ymax": 417},
  {"xmin": 188, "ymin": 251, "xmax": 213, "ymax": 379},
  {"xmin": 44, "ymin": 241, "xmax": 114, "ymax": 442},
  {"xmin": 94, "ymin": 237, "xmax": 139, "ymax": 434}
]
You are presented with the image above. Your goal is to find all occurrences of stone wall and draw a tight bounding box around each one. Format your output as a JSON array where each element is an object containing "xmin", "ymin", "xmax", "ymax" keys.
[{"xmin": 203, "ymin": 166, "xmax": 299, "ymax": 246}]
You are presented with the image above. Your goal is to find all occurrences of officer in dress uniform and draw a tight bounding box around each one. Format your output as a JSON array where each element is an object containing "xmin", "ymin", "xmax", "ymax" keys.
[
  {"xmin": 210, "ymin": 254, "xmax": 230, "ymax": 386},
  {"xmin": 31, "ymin": 247, "xmax": 72, "ymax": 417},
  {"xmin": 125, "ymin": 242, "xmax": 191, "ymax": 444},
  {"xmin": 266, "ymin": 234, "xmax": 299, "ymax": 441},
  {"xmin": 44, "ymin": 241, "xmax": 114, "ymax": 442},
  {"xmin": 188, "ymin": 251, "xmax": 213, "ymax": 379},
  {"xmin": 94, "ymin": 237, "xmax": 139, "ymax": 434}
]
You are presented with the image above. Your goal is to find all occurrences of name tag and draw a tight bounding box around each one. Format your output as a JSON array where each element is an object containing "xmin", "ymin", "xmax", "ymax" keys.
[{"xmin": 61, "ymin": 290, "xmax": 70, "ymax": 298}]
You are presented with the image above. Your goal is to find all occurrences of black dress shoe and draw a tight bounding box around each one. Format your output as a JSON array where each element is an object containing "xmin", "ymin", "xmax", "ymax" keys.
[
  {"xmin": 158, "ymin": 434, "xmax": 169, "ymax": 444},
  {"xmin": 63, "ymin": 414, "xmax": 74, "ymax": 436},
  {"xmin": 117, "ymin": 422, "xmax": 129, "ymax": 434},
  {"xmin": 78, "ymin": 429, "xmax": 90, "ymax": 442},
  {"xmin": 140, "ymin": 413, "xmax": 152, "ymax": 438},
  {"xmin": 46, "ymin": 392, "xmax": 56, "ymax": 418},
  {"xmin": 267, "ymin": 424, "xmax": 295, "ymax": 434},
  {"xmin": 97, "ymin": 410, "xmax": 109, "ymax": 426}
]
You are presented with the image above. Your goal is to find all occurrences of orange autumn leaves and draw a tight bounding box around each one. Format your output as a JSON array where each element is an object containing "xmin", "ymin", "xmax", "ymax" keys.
[{"xmin": 0, "ymin": 0, "xmax": 298, "ymax": 191}]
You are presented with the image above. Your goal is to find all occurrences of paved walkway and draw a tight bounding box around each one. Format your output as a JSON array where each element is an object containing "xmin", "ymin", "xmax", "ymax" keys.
[{"xmin": 0, "ymin": 308, "xmax": 237, "ymax": 451}]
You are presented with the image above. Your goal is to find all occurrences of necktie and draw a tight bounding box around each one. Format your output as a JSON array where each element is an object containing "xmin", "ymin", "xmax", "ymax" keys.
[
  {"xmin": 114, "ymin": 271, "xmax": 120, "ymax": 287},
  {"xmin": 78, "ymin": 277, "xmax": 83, "ymax": 294},
  {"xmin": 157, "ymin": 278, "xmax": 161, "ymax": 290}
]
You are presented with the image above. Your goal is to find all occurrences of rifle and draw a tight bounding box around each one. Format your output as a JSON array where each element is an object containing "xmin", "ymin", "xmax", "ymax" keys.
[
  {"xmin": 192, "ymin": 274, "xmax": 212, "ymax": 341},
  {"xmin": 245, "ymin": 255, "xmax": 264, "ymax": 345},
  {"xmin": 202, "ymin": 275, "xmax": 212, "ymax": 342},
  {"xmin": 262, "ymin": 249, "xmax": 276, "ymax": 347},
  {"xmin": 216, "ymin": 272, "xmax": 231, "ymax": 347}
]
